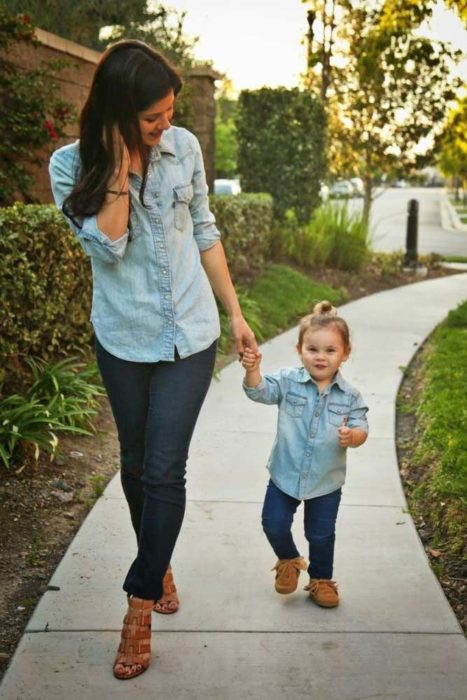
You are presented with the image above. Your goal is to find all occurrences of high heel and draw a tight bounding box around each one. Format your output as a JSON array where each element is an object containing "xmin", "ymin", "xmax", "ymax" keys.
[
  {"xmin": 113, "ymin": 596, "xmax": 153, "ymax": 680},
  {"xmin": 153, "ymin": 565, "xmax": 179, "ymax": 614}
]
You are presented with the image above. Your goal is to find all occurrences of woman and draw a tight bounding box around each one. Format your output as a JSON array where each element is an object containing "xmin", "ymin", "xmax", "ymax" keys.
[{"xmin": 49, "ymin": 39, "xmax": 257, "ymax": 680}]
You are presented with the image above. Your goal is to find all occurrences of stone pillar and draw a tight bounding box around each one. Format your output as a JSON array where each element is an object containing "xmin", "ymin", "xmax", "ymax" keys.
[{"xmin": 187, "ymin": 66, "xmax": 222, "ymax": 192}]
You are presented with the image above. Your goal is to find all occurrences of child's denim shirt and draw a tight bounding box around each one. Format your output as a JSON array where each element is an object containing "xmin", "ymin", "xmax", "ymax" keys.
[
  {"xmin": 243, "ymin": 366, "xmax": 369, "ymax": 500},
  {"xmin": 49, "ymin": 126, "xmax": 220, "ymax": 363}
]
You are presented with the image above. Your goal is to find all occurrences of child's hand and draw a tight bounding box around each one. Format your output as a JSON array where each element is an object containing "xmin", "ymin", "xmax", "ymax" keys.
[
  {"xmin": 337, "ymin": 425, "xmax": 353, "ymax": 447},
  {"xmin": 241, "ymin": 347, "xmax": 262, "ymax": 372},
  {"xmin": 337, "ymin": 418, "xmax": 367, "ymax": 448}
]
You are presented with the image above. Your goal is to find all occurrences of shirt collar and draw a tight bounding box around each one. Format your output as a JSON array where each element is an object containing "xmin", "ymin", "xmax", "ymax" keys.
[
  {"xmin": 298, "ymin": 366, "xmax": 347, "ymax": 392},
  {"xmin": 149, "ymin": 127, "xmax": 177, "ymax": 162}
]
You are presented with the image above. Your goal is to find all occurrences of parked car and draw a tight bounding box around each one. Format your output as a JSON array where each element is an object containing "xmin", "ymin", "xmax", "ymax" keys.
[
  {"xmin": 349, "ymin": 177, "xmax": 364, "ymax": 196},
  {"xmin": 329, "ymin": 180, "xmax": 354, "ymax": 198},
  {"xmin": 213, "ymin": 179, "xmax": 241, "ymax": 196}
]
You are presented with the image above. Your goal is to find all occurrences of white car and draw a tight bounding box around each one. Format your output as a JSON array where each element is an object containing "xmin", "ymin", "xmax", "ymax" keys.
[
  {"xmin": 329, "ymin": 180, "xmax": 354, "ymax": 198},
  {"xmin": 213, "ymin": 179, "xmax": 241, "ymax": 196}
]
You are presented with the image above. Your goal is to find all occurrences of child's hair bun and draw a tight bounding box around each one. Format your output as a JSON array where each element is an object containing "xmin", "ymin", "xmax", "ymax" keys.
[{"xmin": 312, "ymin": 300, "xmax": 337, "ymax": 317}]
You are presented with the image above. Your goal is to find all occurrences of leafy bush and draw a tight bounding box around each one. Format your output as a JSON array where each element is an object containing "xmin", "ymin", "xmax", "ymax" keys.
[
  {"xmin": 0, "ymin": 203, "xmax": 93, "ymax": 388},
  {"xmin": 0, "ymin": 8, "xmax": 74, "ymax": 205},
  {"xmin": 26, "ymin": 356, "xmax": 104, "ymax": 430},
  {"xmin": 236, "ymin": 88, "xmax": 326, "ymax": 224},
  {"xmin": 0, "ymin": 357, "xmax": 103, "ymax": 470},
  {"xmin": 0, "ymin": 393, "xmax": 61, "ymax": 469},
  {"xmin": 209, "ymin": 193, "xmax": 273, "ymax": 279}
]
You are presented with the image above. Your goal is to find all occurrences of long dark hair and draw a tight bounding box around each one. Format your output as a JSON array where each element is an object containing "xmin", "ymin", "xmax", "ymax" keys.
[{"xmin": 63, "ymin": 40, "xmax": 182, "ymax": 220}]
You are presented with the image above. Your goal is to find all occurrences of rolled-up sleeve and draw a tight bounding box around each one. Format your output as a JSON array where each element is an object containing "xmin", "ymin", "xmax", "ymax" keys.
[
  {"xmin": 243, "ymin": 372, "xmax": 283, "ymax": 405},
  {"xmin": 348, "ymin": 391, "xmax": 369, "ymax": 433},
  {"xmin": 188, "ymin": 134, "xmax": 221, "ymax": 252},
  {"xmin": 49, "ymin": 146, "xmax": 129, "ymax": 264}
]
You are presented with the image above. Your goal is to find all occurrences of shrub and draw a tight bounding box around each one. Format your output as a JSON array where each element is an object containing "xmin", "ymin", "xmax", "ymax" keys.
[
  {"xmin": 0, "ymin": 356, "xmax": 103, "ymax": 470},
  {"xmin": 26, "ymin": 356, "xmax": 104, "ymax": 430},
  {"xmin": 0, "ymin": 8, "xmax": 74, "ymax": 205},
  {"xmin": 0, "ymin": 393, "xmax": 61, "ymax": 469},
  {"xmin": 283, "ymin": 202, "xmax": 369, "ymax": 272},
  {"xmin": 0, "ymin": 203, "xmax": 93, "ymax": 388},
  {"xmin": 209, "ymin": 193, "xmax": 273, "ymax": 279},
  {"xmin": 236, "ymin": 88, "xmax": 326, "ymax": 224}
]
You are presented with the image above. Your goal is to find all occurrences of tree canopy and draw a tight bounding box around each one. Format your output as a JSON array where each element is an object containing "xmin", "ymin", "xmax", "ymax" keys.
[
  {"xmin": 438, "ymin": 96, "xmax": 467, "ymax": 195},
  {"xmin": 303, "ymin": 0, "xmax": 462, "ymax": 220}
]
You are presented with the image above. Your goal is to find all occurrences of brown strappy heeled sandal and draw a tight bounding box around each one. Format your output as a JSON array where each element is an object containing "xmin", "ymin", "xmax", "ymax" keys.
[
  {"xmin": 113, "ymin": 596, "xmax": 153, "ymax": 680},
  {"xmin": 153, "ymin": 564, "xmax": 179, "ymax": 615}
]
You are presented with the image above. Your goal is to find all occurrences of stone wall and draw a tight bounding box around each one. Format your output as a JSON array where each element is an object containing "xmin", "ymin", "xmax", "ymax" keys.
[{"xmin": 6, "ymin": 29, "xmax": 220, "ymax": 202}]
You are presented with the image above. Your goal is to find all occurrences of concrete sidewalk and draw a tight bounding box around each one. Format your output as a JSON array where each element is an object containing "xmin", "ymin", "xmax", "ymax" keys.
[{"xmin": 1, "ymin": 274, "xmax": 467, "ymax": 700}]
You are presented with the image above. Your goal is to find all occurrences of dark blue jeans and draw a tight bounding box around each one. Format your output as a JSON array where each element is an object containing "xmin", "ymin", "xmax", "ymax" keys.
[
  {"xmin": 96, "ymin": 338, "xmax": 217, "ymax": 600},
  {"xmin": 261, "ymin": 480, "xmax": 342, "ymax": 580}
]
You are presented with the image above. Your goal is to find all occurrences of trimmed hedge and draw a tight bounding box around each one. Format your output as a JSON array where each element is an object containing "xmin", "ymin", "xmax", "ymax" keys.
[
  {"xmin": 209, "ymin": 192, "xmax": 273, "ymax": 279},
  {"xmin": 236, "ymin": 88, "xmax": 327, "ymax": 224},
  {"xmin": 0, "ymin": 203, "xmax": 92, "ymax": 386}
]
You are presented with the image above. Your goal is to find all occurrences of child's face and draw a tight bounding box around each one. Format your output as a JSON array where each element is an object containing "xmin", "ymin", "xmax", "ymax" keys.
[{"xmin": 297, "ymin": 326, "xmax": 350, "ymax": 389}]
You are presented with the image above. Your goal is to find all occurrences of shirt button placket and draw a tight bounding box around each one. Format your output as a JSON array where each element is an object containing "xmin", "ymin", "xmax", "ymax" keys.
[{"xmin": 151, "ymin": 211, "xmax": 175, "ymax": 358}]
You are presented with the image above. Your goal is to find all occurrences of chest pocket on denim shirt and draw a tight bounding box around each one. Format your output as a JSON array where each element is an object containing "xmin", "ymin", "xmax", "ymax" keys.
[
  {"xmin": 285, "ymin": 392, "xmax": 307, "ymax": 417},
  {"xmin": 327, "ymin": 402, "xmax": 350, "ymax": 426},
  {"xmin": 174, "ymin": 184, "xmax": 193, "ymax": 231}
]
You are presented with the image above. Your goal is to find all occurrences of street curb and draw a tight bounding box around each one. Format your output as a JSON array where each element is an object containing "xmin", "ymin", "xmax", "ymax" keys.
[{"xmin": 441, "ymin": 192, "xmax": 467, "ymax": 233}]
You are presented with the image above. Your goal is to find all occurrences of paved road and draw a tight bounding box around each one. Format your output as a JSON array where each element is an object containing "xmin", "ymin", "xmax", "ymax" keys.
[{"xmin": 349, "ymin": 187, "xmax": 467, "ymax": 257}]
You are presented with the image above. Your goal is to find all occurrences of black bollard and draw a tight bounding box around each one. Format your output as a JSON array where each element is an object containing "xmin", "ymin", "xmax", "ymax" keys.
[{"xmin": 404, "ymin": 199, "xmax": 419, "ymax": 268}]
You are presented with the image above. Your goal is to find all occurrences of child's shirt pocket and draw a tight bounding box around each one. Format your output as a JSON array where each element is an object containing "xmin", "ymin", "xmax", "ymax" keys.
[
  {"xmin": 284, "ymin": 392, "xmax": 307, "ymax": 418},
  {"xmin": 327, "ymin": 401, "xmax": 350, "ymax": 426}
]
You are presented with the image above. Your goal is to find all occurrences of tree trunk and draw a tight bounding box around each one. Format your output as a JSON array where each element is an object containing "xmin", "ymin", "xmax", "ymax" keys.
[{"xmin": 363, "ymin": 177, "xmax": 372, "ymax": 228}]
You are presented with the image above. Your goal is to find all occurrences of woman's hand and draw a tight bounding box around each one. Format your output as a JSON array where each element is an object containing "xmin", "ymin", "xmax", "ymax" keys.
[
  {"xmin": 230, "ymin": 314, "xmax": 258, "ymax": 359},
  {"xmin": 104, "ymin": 126, "xmax": 130, "ymax": 187}
]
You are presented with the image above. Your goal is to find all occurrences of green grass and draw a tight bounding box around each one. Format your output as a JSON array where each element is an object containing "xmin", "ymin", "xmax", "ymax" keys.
[
  {"xmin": 216, "ymin": 264, "xmax": 347, "ymax": 357},
  {"xmin": 245, "ymin": 264, "xmax": 347, "ymax": 338},
  {"xmin": 441, "ymin": 256, "xmax": 467, "ymax": 263},
  {"xmin": 409, "ymin": 299, "xmax": 467, "ymax": 556}
]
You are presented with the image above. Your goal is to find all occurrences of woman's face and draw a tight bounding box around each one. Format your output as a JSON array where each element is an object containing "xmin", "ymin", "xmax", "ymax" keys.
[{"xmin": 138, "ymin": 90, "xmax": 175, "ymax": 147}]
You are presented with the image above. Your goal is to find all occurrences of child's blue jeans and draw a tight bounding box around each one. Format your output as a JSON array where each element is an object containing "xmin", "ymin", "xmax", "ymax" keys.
[
  {"xmin": 95, "ymin": 337, "xmax": 216, "ymax": 600},
  {"xmin": 261, "ymin": 479, "xmax": 342, "ymax": 580}
]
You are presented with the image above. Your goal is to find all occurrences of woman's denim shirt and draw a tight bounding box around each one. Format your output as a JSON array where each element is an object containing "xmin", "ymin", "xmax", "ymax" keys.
[
  {"xmin": 49, "ymin": 127, "xmax": 220, "ymax": 362},
  {"xmin": 243, "ymin": 367, "xmax": 369, "ymax": 500}
]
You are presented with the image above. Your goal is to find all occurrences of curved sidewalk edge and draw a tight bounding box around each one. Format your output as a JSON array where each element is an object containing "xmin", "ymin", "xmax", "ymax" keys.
[
  {"xmin": 1, "ymin": 274, "xmax": 466, "ymax": 700},
  {"xmin": 440, "ymin": 192, "xmax": 467, "ymax": 233}
]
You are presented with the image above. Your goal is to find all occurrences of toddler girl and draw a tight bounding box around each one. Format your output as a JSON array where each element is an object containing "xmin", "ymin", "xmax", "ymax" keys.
[{"xmin": 242, "ymin": 301, "xmax": 368, "ymax": 607}]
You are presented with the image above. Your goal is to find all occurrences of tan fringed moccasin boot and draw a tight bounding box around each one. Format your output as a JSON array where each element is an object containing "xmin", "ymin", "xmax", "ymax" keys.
[
  {"xmin": 304, "ymin": 578, "xmax": 339, "ymax": 608},
  {"xmin": 272, "ymin": 556, "xmax": 307, "ymax": 594}
]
